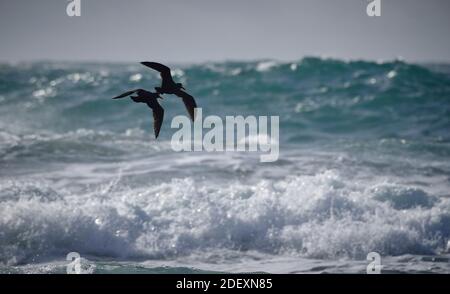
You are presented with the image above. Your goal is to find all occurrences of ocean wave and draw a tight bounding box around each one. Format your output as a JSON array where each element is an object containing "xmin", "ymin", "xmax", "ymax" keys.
[
  {"xmin": 1, "ymin": 58, "xmax": 450, "ymax": 270},
  {"xmin": 1, "ymin": 171, "xmax": 449, "ymax": 265},
  {"xmin": 0, "ymin": 128, "xmax": 171, "ymax": 162},
  {"xmin": 1, "ymin": 58, "xmax": 449, "ymax": 143}
]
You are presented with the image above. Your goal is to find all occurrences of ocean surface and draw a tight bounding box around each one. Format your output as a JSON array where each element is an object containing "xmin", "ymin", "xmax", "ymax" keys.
[{"xmin": 1, "ymin": 58, "xmax": 450, "ymax": 274}]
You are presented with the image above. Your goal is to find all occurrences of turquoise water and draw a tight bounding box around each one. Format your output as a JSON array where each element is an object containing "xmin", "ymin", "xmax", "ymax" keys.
[{"xmin": 0, "ymin": 58, "xmax": 450, "ymax": 273}]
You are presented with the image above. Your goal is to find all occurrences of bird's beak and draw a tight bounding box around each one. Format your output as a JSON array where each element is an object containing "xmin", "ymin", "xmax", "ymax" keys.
[
  {"xmin": 158, "ymin": 95, "xmax": 163, "ymax": 99},
  {"xmin": 181, "ymin": 86, "xmax": 186, "ymax": 90}
]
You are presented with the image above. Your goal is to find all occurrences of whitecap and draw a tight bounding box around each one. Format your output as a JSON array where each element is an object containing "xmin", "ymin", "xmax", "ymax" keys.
[
  {"xmin": 129, "ymin": 73, "xmax": 142, "ymax": 82},
  {"xmin": 256, "ymin": 61, "xmax": 277, "ymax": 72},
  {"xmin": 1, "ymin": 171, "xmax": 448, "ymax": 265},
  {"xmin": 387, "ymin": 70, "xmax": 397, "ymax": 79}
]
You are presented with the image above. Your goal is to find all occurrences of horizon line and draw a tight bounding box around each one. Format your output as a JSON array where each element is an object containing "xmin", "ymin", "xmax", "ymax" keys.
[{"xmin": 1, "ymin": 55, "xmax": 450, "ymax": 66}]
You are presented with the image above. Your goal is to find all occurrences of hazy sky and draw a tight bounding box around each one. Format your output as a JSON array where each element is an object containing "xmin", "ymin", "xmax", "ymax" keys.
[{"xmin": 0, "ymin": 0, "xmax": 450, "ymax": 63}]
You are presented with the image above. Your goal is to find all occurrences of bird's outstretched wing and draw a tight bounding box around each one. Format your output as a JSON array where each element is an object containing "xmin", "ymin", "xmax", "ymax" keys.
[
  {"xmin": 141, "ymin": 62, "xmax": 175, "ymax": 87},
  {"xmin": 147, "ymin": 102, "xmax": 164, "ymax": 139},
  {"xmin": 174, "ymin": 89, "xmax": 197, "ymax": 121},
  {"xmin": 112, "ymin": 89, "xmax": 138, "ymax": 99}
]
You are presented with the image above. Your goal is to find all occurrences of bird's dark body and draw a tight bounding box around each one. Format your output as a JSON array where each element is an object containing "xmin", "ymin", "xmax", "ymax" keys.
[
  {"xmin": 113, "ymin": 62, "xmax": 198, "ymax": 139},
  {"xmin": 155, "ymin": 83, "xmax": 182, "ymax": 93},
  {"xmin": 141, "ymin": 62, "xmax": 198, "ymax": 122},
  {"xmin": 113, "ymin": 89, "xmax": 164, "ymax": 138}
]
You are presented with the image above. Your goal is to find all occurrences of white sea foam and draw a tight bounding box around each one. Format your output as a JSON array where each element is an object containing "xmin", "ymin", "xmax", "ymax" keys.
[
  {"xmin": 129, "ymin": 73, "xmax": 142, "ymax": 82},
  {"xmin": 1, "ymin": 60, "xmax": 450, "ymax": 273},
  {"xmin": 1, "ymin": 170, "xmax": 449, "ymax": 265},
  {"xmin": 256, "ymin": 61, "xmax": 277, "ymax": 72}
]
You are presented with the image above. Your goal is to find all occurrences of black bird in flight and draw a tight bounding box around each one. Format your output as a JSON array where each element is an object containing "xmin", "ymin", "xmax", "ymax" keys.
[
  {"xmin": 141, "ymin": 62, "xmax": 197, "ymax": 121},
  {"xmin": 113, "ymin": 89, "xmax": 164, "ymax": 139}
]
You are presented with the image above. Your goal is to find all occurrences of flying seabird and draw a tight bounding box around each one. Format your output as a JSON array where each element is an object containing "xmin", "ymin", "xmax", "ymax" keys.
[
  {"xmin": 141, "ymin": 62, "xmax": 197, "ymax": 121},
  {"xmin": 113, "ymin": 89, "xmax": 164, "ymax": 139}
]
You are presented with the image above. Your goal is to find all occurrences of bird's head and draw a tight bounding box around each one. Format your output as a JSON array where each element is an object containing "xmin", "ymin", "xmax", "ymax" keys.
[{"xmin": 177, "ymin": 83, "xmax": 185, "ymax": 90}]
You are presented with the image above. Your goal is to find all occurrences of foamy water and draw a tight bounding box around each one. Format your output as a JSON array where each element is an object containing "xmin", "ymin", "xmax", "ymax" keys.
[{"xmin": 1, "ymin": 59, "xmax": 450, "ymax": 273}]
